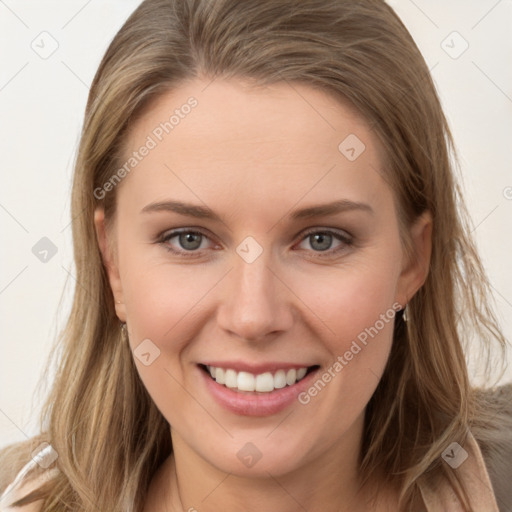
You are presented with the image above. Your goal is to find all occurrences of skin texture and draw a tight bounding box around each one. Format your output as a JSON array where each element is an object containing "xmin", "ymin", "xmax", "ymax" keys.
[{"xmin": 95, "ymin": 77, "xmax": 432, "ymax": 511}]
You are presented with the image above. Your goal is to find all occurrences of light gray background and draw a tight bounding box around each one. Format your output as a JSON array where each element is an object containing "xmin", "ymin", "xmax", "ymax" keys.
[{"xmin": 1, "ymin": 0, "xmax": 511, "ymax": 450}]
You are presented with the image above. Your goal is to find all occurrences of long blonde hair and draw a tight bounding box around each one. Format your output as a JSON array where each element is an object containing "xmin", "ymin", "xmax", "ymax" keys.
[{"xmin": 1, "ymin": 0, "xmax": 508, "ymax": 510}]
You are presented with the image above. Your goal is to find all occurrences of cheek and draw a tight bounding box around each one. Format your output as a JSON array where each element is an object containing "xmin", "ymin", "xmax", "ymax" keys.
[
  {"xmin": 289, "ymin": 257, "xmax": 400, "ymax": 414},
  {"xmin": 118, "ymin": 234, "xmax": 225, "ymax": 346},
  {"xmin": 118, "ymin": 249, "xmax": 228, "ymax": 414},
  {"xmin": 293, "ymin": 257, "xmax": 400, "ymax": 351},
  {"xmin": 118, "ymin": 259, "xmax": 215, "ymax": 424}
]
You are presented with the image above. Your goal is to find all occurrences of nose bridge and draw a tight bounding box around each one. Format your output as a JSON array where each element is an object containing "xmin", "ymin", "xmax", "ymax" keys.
[
  {"xmin": 237, "ymin": 247, "xmax": 273, "ymax": 302},
  {"xmin": 217, "ymin": 239, "xmax": 292, "ymax": 340}
]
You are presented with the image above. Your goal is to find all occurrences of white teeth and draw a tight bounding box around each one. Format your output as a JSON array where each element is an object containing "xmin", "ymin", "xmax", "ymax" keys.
[
  {"xmin": 224, "ymin": 369, "xmax": 238, "ymax": 388},
  {"xmin": 273, "ymin": 369, "xmax": 287, "ymax": 389},
  {"xmin": 205, "ymin": 365, "xmax": 311, "ymax": 393},
  {"xmin": 286, "ymin": 369, "xmax": 297, "ymax": 386},
  {"xmin": 215, "ymin": 367, "xmax": 225, "ymax": 384},
  {"xmin": 237, "ymin": 371, "xmax": 255, "ymax": 391},
  {"xmin": 255, "ymin": 372, "xmax": 274, "ymax": 392}
]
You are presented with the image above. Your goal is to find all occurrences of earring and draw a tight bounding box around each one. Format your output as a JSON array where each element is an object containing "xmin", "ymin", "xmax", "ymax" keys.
[
  {"xmin": 402, "ymin": 304, "xmax": 409, "ymax": 323},
  {"xmin": 121, "ymin": 322, "xmax": 128, "ymax": 341}
]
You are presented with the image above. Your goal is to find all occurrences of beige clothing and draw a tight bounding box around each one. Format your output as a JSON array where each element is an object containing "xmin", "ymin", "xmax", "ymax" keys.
[{"xmin": 419, "ymin": 432, "xmax": 500, "ymax": 511}]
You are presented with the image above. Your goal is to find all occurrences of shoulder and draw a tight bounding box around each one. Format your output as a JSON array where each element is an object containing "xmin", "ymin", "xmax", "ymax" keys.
[
  {"xmin": 0, "ymin": 437, "xmax": 57, "ymax": 512},
  {"xmin": 471, "ymin": 383, "xmax": 512, "ymax": 511}
]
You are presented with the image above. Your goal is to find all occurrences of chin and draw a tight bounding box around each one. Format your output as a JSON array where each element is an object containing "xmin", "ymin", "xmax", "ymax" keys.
[{"xmin": 195, "ymin": 435, "xmax": 313, "ymax": 478}]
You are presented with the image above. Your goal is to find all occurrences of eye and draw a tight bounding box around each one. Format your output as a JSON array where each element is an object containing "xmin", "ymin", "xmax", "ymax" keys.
[
  {"xmin": 158, "ymin": 229, "xmax": 215, "ymax": 257},
  {"xmin": 295, "ymin": 229, "xmax": 353, "ymax": 256}
]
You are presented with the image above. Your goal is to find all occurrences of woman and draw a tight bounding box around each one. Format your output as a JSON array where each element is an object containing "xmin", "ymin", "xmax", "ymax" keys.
[{"xmin": 1, "ymin": 0, "xmax": 511, "ymax": 510}]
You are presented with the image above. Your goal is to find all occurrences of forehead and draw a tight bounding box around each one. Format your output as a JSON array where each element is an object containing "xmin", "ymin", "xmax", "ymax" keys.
[{"xmin": 116, "ymin": 77, "xmax": 392, "ymax": 218}]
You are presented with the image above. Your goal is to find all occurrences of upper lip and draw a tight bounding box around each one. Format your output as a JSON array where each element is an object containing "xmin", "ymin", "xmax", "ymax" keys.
[{"xmin": 200, "ymin": 361, "xmax": 318, "ymax": 374}]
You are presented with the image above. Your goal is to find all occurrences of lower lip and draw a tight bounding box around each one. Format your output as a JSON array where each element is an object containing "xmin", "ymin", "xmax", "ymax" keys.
[{"xmin": 198, "ymin": 365, "xmax": 319, "ymax": 416}]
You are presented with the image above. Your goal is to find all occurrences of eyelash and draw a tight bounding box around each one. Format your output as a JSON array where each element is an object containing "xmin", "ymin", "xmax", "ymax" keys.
[{"xmin": 156, "ymin": 227, "xmax": 354, "ymax": 260}]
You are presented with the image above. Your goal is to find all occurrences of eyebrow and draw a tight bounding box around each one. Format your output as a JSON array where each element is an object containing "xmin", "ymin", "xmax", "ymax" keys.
[{"xmin": 140, "ymin": 199, "xmax": 374, "ymax": 221}]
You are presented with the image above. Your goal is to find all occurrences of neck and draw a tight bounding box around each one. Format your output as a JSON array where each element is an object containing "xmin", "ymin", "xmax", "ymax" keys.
[{"xmin": 150, "ymin": 411, "xmax": 393, "ymax": 512}]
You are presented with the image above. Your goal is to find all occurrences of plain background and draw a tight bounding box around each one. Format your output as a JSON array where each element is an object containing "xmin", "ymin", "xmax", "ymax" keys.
[{"xmin": 0, "ymin": 0, "xmax": 511, "ymax": 451}]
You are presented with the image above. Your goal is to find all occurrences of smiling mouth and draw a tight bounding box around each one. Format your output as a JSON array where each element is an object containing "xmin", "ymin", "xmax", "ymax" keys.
[{"xmin": 199, "ymin": 364, "xmax": 320, "ymax": 393}]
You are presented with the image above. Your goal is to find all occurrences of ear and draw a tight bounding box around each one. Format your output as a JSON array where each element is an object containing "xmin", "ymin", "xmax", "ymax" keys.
[
  {"xmin": 395, "ymin": 210, "xmax": 433, "ymax": 308},
  {"xmin": 94, "ymin": 207, "xmax": 127, "ymax": 322}
]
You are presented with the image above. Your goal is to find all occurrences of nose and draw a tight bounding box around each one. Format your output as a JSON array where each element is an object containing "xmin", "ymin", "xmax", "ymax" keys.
[{"xmin": 216, "ymin": 246, "xmax": 294, "ymax": 343}]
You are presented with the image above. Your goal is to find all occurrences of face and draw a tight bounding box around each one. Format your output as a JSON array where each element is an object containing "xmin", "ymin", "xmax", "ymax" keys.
[{"xmin": 95, "ymin": 77, "xmax": 431, "ymax": 479}]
